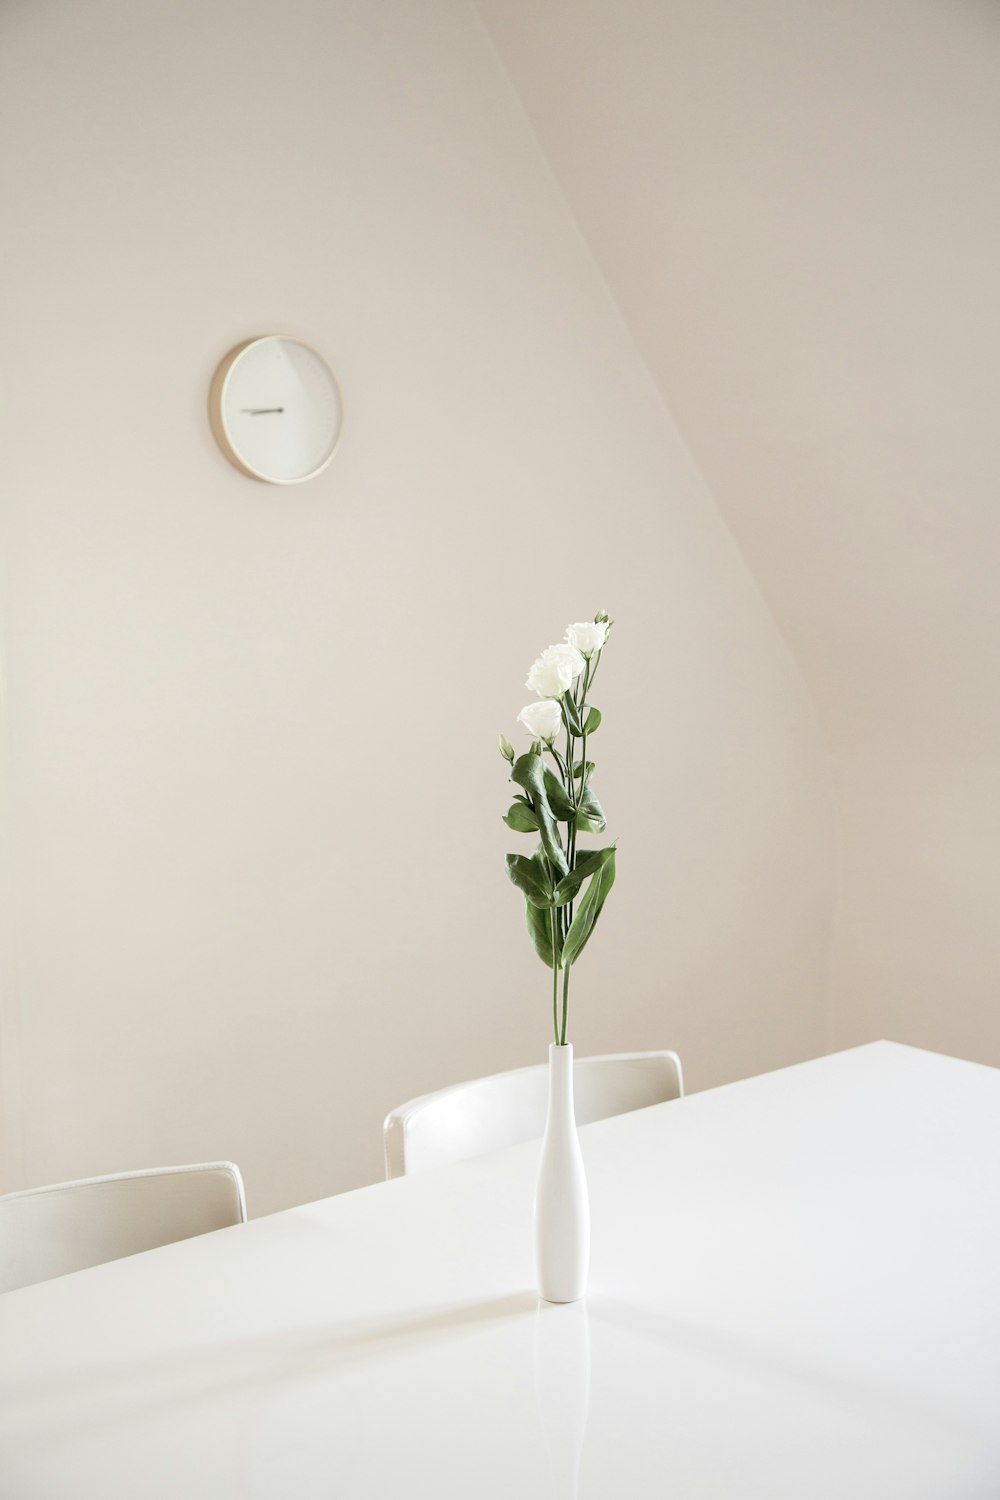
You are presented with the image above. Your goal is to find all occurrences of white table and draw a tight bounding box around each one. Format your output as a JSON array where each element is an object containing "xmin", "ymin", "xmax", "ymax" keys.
[{"xmin": 2, "ymin": 1042, "xmax": 999, "ymax": 1498}]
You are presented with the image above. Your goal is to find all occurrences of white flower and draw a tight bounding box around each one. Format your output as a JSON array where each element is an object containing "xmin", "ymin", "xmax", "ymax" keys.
[
  {"xmin": 517, "ymin": 699, "xmax": 563, "ymax": 742},
  {"xmin": 565, "ymin": 620, "xmax": 608, "ymax": 658},
  {"xmin": 525, "ymin": 643, "xmax": 585, "ymax": 699}
]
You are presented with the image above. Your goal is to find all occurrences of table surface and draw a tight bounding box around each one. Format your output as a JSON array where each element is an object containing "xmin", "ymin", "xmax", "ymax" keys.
[{"xmin": 2, "ymin": 1041, "xmax": 999, "ymax": 1499}]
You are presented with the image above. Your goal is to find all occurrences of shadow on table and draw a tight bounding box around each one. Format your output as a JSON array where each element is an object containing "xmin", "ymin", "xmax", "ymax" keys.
[{"xmin": 0, "ymin": 1291, "xmax": 540, "ymax": 1451}]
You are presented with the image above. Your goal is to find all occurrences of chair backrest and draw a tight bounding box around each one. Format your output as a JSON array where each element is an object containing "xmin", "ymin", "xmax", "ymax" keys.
[
  {"xmin": 384, "ymin": 1050, "xmax": 683, "ymax": 1178},
  {"xmin": 0, "ymin": 1161, "xmax": 247, "ymax": 1294}
]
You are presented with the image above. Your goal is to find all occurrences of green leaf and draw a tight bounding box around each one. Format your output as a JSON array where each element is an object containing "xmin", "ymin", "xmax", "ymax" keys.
[
  {"xmin": 505, "ymin": 853, "xmax": 552, "ymax": 908},
  {"xmin": 571, "ymin": 760, "xmax": 596, "ymax": 778},
  {"xmin": 526, "ymin": 900, "xmax": 563, "ymax": 969},
  {"xmin": 575, "ymin": 785, "xmax": 606, "ymax": 834},
  {"xmin": 561, "ymin": 692, "xmax": 584, "ymax": 736},
  {"xmin": 530, "ymin": 846, "xmax": 556, "ymax": 895},
  {"xmin": 552, "ymin": 848, "xmax": 611, "ymax": 906},
  {"xmin": 543, "ymin": 767, "xmax": 576, "ymax": 822},
  {"xmin": 510, "ymin": 754, "xmax": 568, "ymax": 875},
  {"xmin": 562, "ymin": 850, "xmax": 616, "ymax": 967},
  {"xmin": 583, "ymin": 706, "xmax": 602, "ymax": 734},
  {"xmin": 502, "ymin": 797, "xmax": 539, "ymax": 833}
]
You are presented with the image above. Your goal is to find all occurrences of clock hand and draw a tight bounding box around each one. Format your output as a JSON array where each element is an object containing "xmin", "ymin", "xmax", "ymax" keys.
[{"xmin": 242, "ymin": 407, "xmax": 285, "ymax": 415}]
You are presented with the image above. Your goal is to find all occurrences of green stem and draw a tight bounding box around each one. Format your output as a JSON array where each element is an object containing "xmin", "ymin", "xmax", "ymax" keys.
[
  {"xmin": 563, "ymin": 819, "xmax": 576, "ymax": 964},
  {"xmin": 545, "ymin": 743, "xmax": 568, "ymax": 779},
  {"xmin": 580, "ymin": 649, "xmax": 602, "ymax": 791},
  {"xmin": 561, "ymin": 812, "xmax": 577, "ymax": 1044},
  {"xmin": 562, "ymin": 697, "xmax": 577, "ymax": 929},
  {"xmin": 578, "ymin": 659, "xmax": 592, "ymax": 798},
  {"xmin": 561, "ymin": 656, "xmax": 595, "ymax": 1046},
  {"xmin": 551, "ymin": 934, "xmax": 559, "ymax": 1046}
]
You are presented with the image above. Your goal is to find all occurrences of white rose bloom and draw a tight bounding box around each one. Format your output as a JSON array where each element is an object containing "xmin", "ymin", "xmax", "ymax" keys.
[
  {"xmin": 525, "ymin": 643, "xmax": 586, "ymax": 699},
  {"xmin": 565, "ymin": 620, "xmax": 608, "ymax": 658},
  {"xmin": 517, "ymin": 699, "xmax": 563, "ymax": 742}
]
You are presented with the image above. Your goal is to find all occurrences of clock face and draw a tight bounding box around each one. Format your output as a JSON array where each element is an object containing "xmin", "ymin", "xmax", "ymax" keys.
[{"xmin": 210, "ymin": 337, "xmax": 343, "ymax": 484}]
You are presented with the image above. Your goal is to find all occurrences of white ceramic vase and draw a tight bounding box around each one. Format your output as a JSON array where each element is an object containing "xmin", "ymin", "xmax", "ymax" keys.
[{"xmin": 534, "ymin": 1042, "xmax": 590, "ymax": 1303}]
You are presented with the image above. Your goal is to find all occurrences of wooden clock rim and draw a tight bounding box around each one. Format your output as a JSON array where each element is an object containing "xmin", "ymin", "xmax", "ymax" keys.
[{"xmin": 208, "ymin": 335, "xmax": 343, "ymax": 485}]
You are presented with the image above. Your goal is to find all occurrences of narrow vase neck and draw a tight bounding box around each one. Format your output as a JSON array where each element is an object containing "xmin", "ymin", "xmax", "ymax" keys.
[{"xmin": 547, "ymin": 1042, "xmax": 575, "ymax": 1117}]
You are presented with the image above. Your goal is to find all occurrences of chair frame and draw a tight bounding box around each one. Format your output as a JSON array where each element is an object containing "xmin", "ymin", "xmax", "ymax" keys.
[
  {"xmin": 0, "ymin": 1161, "xmax": 247, "ymax": 1295},
  {"xmin": 384, "ymin": 1049, "xmax": 684, "ymax": 1179},
  {"xmin": 0, "ymin": 1162, "xmax": 248, "ymax": 1219}
]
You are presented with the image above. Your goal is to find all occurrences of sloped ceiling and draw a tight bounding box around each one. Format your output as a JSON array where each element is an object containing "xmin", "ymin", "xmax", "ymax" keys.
[{"xmin": 477, "ymin": 0, "xmax": 1000, "ymax": 759}]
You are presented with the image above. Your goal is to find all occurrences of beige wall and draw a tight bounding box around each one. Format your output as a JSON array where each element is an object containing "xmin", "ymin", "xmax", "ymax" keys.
[
  {"xmin": 829, "ymin": 756, "xmax": 1000, "ymax": 1062},
  {"xmin": 479, "ymin": 0, "xmax": 1000, "ymax": 1074},
  {"xmin": 0, "ymin": 0, "xmax": 834, "ymax": 1212}
]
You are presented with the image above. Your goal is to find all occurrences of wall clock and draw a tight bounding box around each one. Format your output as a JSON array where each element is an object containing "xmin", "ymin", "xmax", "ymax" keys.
[{"xmin": 209, "ymin": 336, "xmax": 343, "ymax": 484}]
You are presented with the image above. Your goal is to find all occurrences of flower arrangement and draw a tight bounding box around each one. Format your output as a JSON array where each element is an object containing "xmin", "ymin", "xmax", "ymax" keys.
[{"xmin": 499, "ymin": 614, "xmax": 616, "ymax": 1046}]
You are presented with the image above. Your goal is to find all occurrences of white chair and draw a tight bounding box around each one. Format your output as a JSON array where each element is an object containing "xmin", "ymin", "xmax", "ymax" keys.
[
  {"xmin": 0, "ymin": 1161, "xmax": 247, "ymax": 1294},
  {"xmin": 384, "ymin": 1050, "xmax": 684, "ymax": 1178}
]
